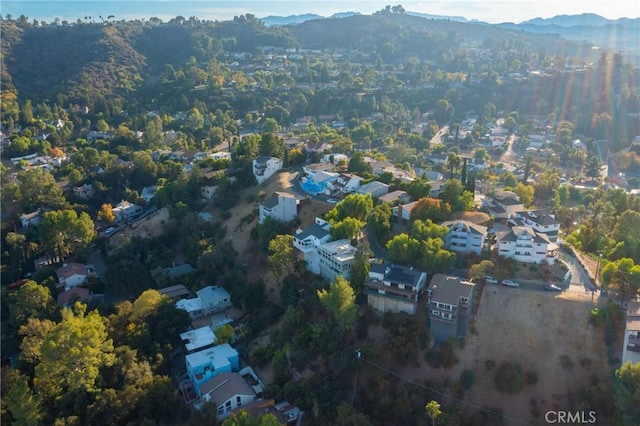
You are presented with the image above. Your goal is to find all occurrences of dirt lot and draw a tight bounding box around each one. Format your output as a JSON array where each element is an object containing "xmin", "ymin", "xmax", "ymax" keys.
[
  {"xmin": 368, "ymin": 286, "xmax": 610, "ymax": 425},
  {"xmin": 108, "ymin": 207, "xmax": 170, "ymax": 251}
]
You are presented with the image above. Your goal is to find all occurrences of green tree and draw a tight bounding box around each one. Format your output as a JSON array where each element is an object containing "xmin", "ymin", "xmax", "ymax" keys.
[
  {"xmin": 214, "ymin": 324, "xmax": 234, "ymax": 344},
  {"xmin": 259, "ymin": 133, "xmax": 286, "ymax": 159},
  {"xmin": 15, "ymin": 168, "xmax": 66, "ymax": 211},
  {"xmin": 131, "ymin": 289, "xmax": 167, "ymax": 320},
  {"xmin": 34, "ymin": 304, "xmax": 115, "ymax": 400},
  {"xmin": 503, "ymin": 171, "xmax": 517, "ymax": 188},
  {"xmin": 222, "ymin": 411, "xmax": 281, "ymax": 426},
  {"xmin": 329, "ymin": 217, "xmax": 365, "ymax": 240},
  {"xmin": 439, "ymin": 180, "xmax": 473, "ymax": 212},
  {"xmin": 317, "ymin": 276, "xmax": 357, "ymax": 332},
  {"xmin": 614, "ymin": 361, "xmax": 640, "ymax": 425},
  {"xmin": 268, "ymin": 234, "xmax": 294, "ymax": 281},
  {"xmin": 404, "ymin": 179, "xmax": 432, "ymax": 200},
  {"xmin": 350, "ymin": 242, "xmax": 372, "ymax": 295},
  {"xmin": 513, "ymin": 182, "xmax": 534, "ymax": 207},
  {"xmin": 348, "ymin": 151, "xmax": 372, "ymax": 175},
  {"xmin": 425, "ymin": 400, "xmax": 442, "ymax": 426},
  {"xmin": 469, "ymin": 260, "xmax": 495, "ymax": 281},
  {"xmin": 367, "ymin": 203, "xmax": 392, "ymax": 243},
  {"xmin": 262, "ymin": 117, "xmax": 280, "ymax": 133},
  {"xmin": 9, "ymin": 280, "xmax": 56, "ymax": 327},
  {"xmin": 4, "ymin": 373, "xmax": 44, "ymax": 426},
  {"xmin": 38, "ymin": 209, "xmax": 94, "ymax": 259},
  {"xmin": 325, "ymin": 193, "xmax": 373, "ymax": 223},
  {"xmin": 19, "ymin": 317, "xmax": 55, "ymax": 364}
]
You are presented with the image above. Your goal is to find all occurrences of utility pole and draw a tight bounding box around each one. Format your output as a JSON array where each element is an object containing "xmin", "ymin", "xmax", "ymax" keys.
[{"xmin": 351, "ymin": 349, "xmax": 361, "ymax": 407}]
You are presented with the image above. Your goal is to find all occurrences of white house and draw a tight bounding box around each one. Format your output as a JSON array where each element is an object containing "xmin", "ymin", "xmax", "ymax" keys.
[
  {"xmin": 316, "ymin": 239, "xmax": 358, "ymax": 281},
  {"xmin": 20, "ymin": 210, "xmax": 41, "ymax": 228},
  {"xmin": 200, "ymin": 372, "xmax": 257, "ymax": 420},
  {"xmin": 180, "ymin": 326, "xmax": 217, "ymax": 354},
  {"xmin": 379, "ymin": 190, "xmax": 411, "ymax": 205},
  {"xmin": 356, "ymin": 181, "xmax": 389, "ymax": 198},
  {"xmin": 259, "ymin": 192, "xmax": 299, "ymax": 224},
  {"xmin": 56, "ymin": 262, "xmax": 89, "ymax": 290},
  {"xmin": 321, "ymin": 153, "xmax": 348, "ymax": 165},
  {"xmin": 498, "ymin": 226, "xmax": 558, "ymax": 264},
  {"xmin": 509, "ymin": 210, "xmax": 560, "ymax": 241},
  {"xmin": 622, "ymin": 301, "xmax": 640, "ymax": 365},
  {"xmin": 293, "ymin": 218, "xmax": 332, "ymax": 275},
  {"xmin": 303, "ymin": 162, "xmax": 335, "ymax": 176},
  {"xmin": 112, "ymin": 200, "xmax": 143, "ymax": 223},
  {"xmin": 365, "ymin": 263, "xmax": 428, "ymax": 315},
  {"xmin": 441, "ymin": 220, "xmax": 488, "ymax": 255},
  {"xmin": 324, "ymin": 173, "xmax": 363, "ymax": 198},
  {"xmin": 176, "ymin": 286, "xmax": 232, "ymax": 320},
  {"xmin": 253, "ymin": 156, "xmax": 283, "ymax": 184}
]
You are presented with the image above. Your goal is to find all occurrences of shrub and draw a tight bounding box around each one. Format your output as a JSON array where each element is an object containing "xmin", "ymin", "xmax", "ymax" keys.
[
  {"xmin": 526, "ymin": 370, "xmax": 539, "ymax": 386},
  {"xmin": 494, "ymin": 361, "xmax": 524, "ymax": 394},
  {"xmin": 559, "ymin": 355, "xmax": 575, "ymax": 371}
]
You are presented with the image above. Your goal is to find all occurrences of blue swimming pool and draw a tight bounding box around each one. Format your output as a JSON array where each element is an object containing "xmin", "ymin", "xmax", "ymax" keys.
[{"xmin": 301, "ymin": 178, "xmax": 328, "ymax": 195}]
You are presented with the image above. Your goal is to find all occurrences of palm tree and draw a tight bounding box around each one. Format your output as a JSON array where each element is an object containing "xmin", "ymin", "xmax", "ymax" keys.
[
  {"xmin": 425, "ymin": 400, "xmax": 442, "ymax": 426},
  {"xmin": 447, "ymin": 152, "xmax": 460, "ymax": 180}
]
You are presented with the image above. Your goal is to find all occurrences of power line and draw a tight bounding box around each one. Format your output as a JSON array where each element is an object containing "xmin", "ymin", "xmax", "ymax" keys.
[
  {"xmin": 358, "ymin": 356, "xmax": 531, "ymax": 425},
  {"xmin": 287, "ymin": 288, "xmax": 532, "ymax": 425}
]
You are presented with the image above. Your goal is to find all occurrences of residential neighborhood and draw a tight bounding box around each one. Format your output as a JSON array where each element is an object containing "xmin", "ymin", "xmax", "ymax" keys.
[{"xmin": 0, "ymin": 6, "xmax": 638, "ymax": 426}]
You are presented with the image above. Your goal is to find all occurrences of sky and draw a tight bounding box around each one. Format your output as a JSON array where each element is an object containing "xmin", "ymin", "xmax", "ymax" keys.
[{"xmin": 1, "ymin": 0, "xmax": 639, "ymax": 24}]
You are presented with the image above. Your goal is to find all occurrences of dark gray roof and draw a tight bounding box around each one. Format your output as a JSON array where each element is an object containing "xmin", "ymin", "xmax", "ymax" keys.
[
  {"xmin": 255, "ymin": 155, "xmax": 272, "ymax": 164},
  {"xmin": 295, "ymin": 223, "xmax": 329, "ymax": 240},
  {"xmin": 370, "ymin": 262, "xmax": 389, "ymax": 275},
  {"xmin": 261, "ymin": 194, "xmax": 279, "ymax": 209},
  {"xmin": 386, "ymin": 265, "xmax": 425, "ymax": 288},
  {"xmin": 200, "ymin": 372, "xmax": 256, "ymax": 401},
  {"xmin": 515, "ymin": 210, "xmax": 559, "ymax": 226},
  {"xmin": 428, "ymin": 274, "xmax": 475, "ymax": 305}
]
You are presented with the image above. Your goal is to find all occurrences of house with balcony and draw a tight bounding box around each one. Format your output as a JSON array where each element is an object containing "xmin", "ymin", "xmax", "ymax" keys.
[
  {"xmin": 176, "ymin": 286, "xmax": 232, "ymax": 320},
  {"xmin": 186, "ymin": 343, "xmax": 240, "ymax": 396},
  {"xmin": 441, "ymin": 220, "xmax": 488, "ymax": 255},
  {"xmin": 509, "ymin": 210, "xmax": 560, "ymax": 242},
  {"xmin": 426, "ymin": 275, "xmax": 476, "ymax": 343},
  {"xmin": 259, "ymin": 192, "xmax": 299, "ymax": 224},
  {"xmin": 316, "ymin": 239, "xmax": 358, "ymax": 281},
  {"xmin": 485, "ymin": 191, "xmax": 524, "ymax": 219},
  {"xmin": 253, "ymin": 156, "xmax": 283, "ymax": 185},
  {"xmin": 497, "ymin": 226, "xmax": 558, "ymax": 264},
  {"xmin": 293, "ymin": 218, "xmax": 332, "ymax": 274},
  {"xmin": 365, "ymin": 263, "xmax": 428, "ymax": 315},
  {"xmin": 112, "ymin": 200, "xmax": 143, "ymax": 223},
  {"xmin": 324, "ymin": 173, "xmax": 363, "ymax": 198},
  {"xmin": 622, "ymin": 301, "xmax": 640, "ymax": 365}
]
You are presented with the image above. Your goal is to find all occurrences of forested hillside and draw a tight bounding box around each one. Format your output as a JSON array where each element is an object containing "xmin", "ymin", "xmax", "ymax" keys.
[{"xmin": 1, "ymin": 12, "xmax": 593, "ymax": 106}]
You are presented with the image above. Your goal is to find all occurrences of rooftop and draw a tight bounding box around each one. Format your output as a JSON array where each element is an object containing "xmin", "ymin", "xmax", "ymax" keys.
[
  {"xmin": 428, "ymin": 274, "xmax": 475, "ymax": 306},
  {"xmin": 441, "ymin": 220, "xmax": 488, "ymax": 235},
  {"xmin": 186, "ymin": 343, "xmax": 237, "ymax": 370},
  {"xmin": 180, "ymin": 326, "xmax": 217, "ymax": 353},
  {"xmin": 295, "ymin": 223, "xmax": 330, "ymax": 241},
  {"xmin": 56, "ymin": 263, "xmax": 88, "ymax": 280},
  {"xmin": 200, "ymin": 372, "xmax": 256, "ymax": 402},
  {"xmin": 385, "ymin": 265, "xmax": 426, "ymax": 288}
]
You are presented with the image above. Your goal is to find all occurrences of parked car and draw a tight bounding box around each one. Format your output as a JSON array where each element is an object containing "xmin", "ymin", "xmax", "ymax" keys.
[
  {"xmin": 544, "ymin": 284, "xmax": 562, "ymax": 292},
  {"xmin": 484, "ymin": 275, "xmax": 499, "ymax": 285},
  {"xmin": 105, "ymin": 227, "xmax": 115, "ymax": 235},
  {"xmin": 502, "ymin": 279, "xmax": 520, "ymax": 288},
  {"xmin": 327, "ymin": 199, "xmax": 338, "ymax": 204}
]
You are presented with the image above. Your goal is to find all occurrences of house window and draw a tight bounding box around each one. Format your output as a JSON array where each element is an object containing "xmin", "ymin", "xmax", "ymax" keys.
[
  {"xmin": 431, "ymin": 310, "xmax": 440, "ymax": 316},
  {"xmin": 226, "ymin": 400, "xmax": 232, "ymax": 411},
  {"xmin": 237, "ymin": 396, "xmax": 242, "ymax": 406},
  {"xmin": 218, "ymin": 406, "xmax": 224, "ymax": 415}
]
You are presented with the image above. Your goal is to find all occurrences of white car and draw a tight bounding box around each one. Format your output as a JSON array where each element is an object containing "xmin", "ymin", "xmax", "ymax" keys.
[
  {"xmin": 484, "ymin": 275, "xmax": 498, "ymax": 284},
  {"xmin": 327, "ymin": 199, "xmax": 338, "ymax": 204},
  {"xmin": 105, "ymin": 227, "xmax": 115, "ymax": 235},
  {"xmin": 502, "ymin": 279, "xmax": 520, "ymax": 288}
]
